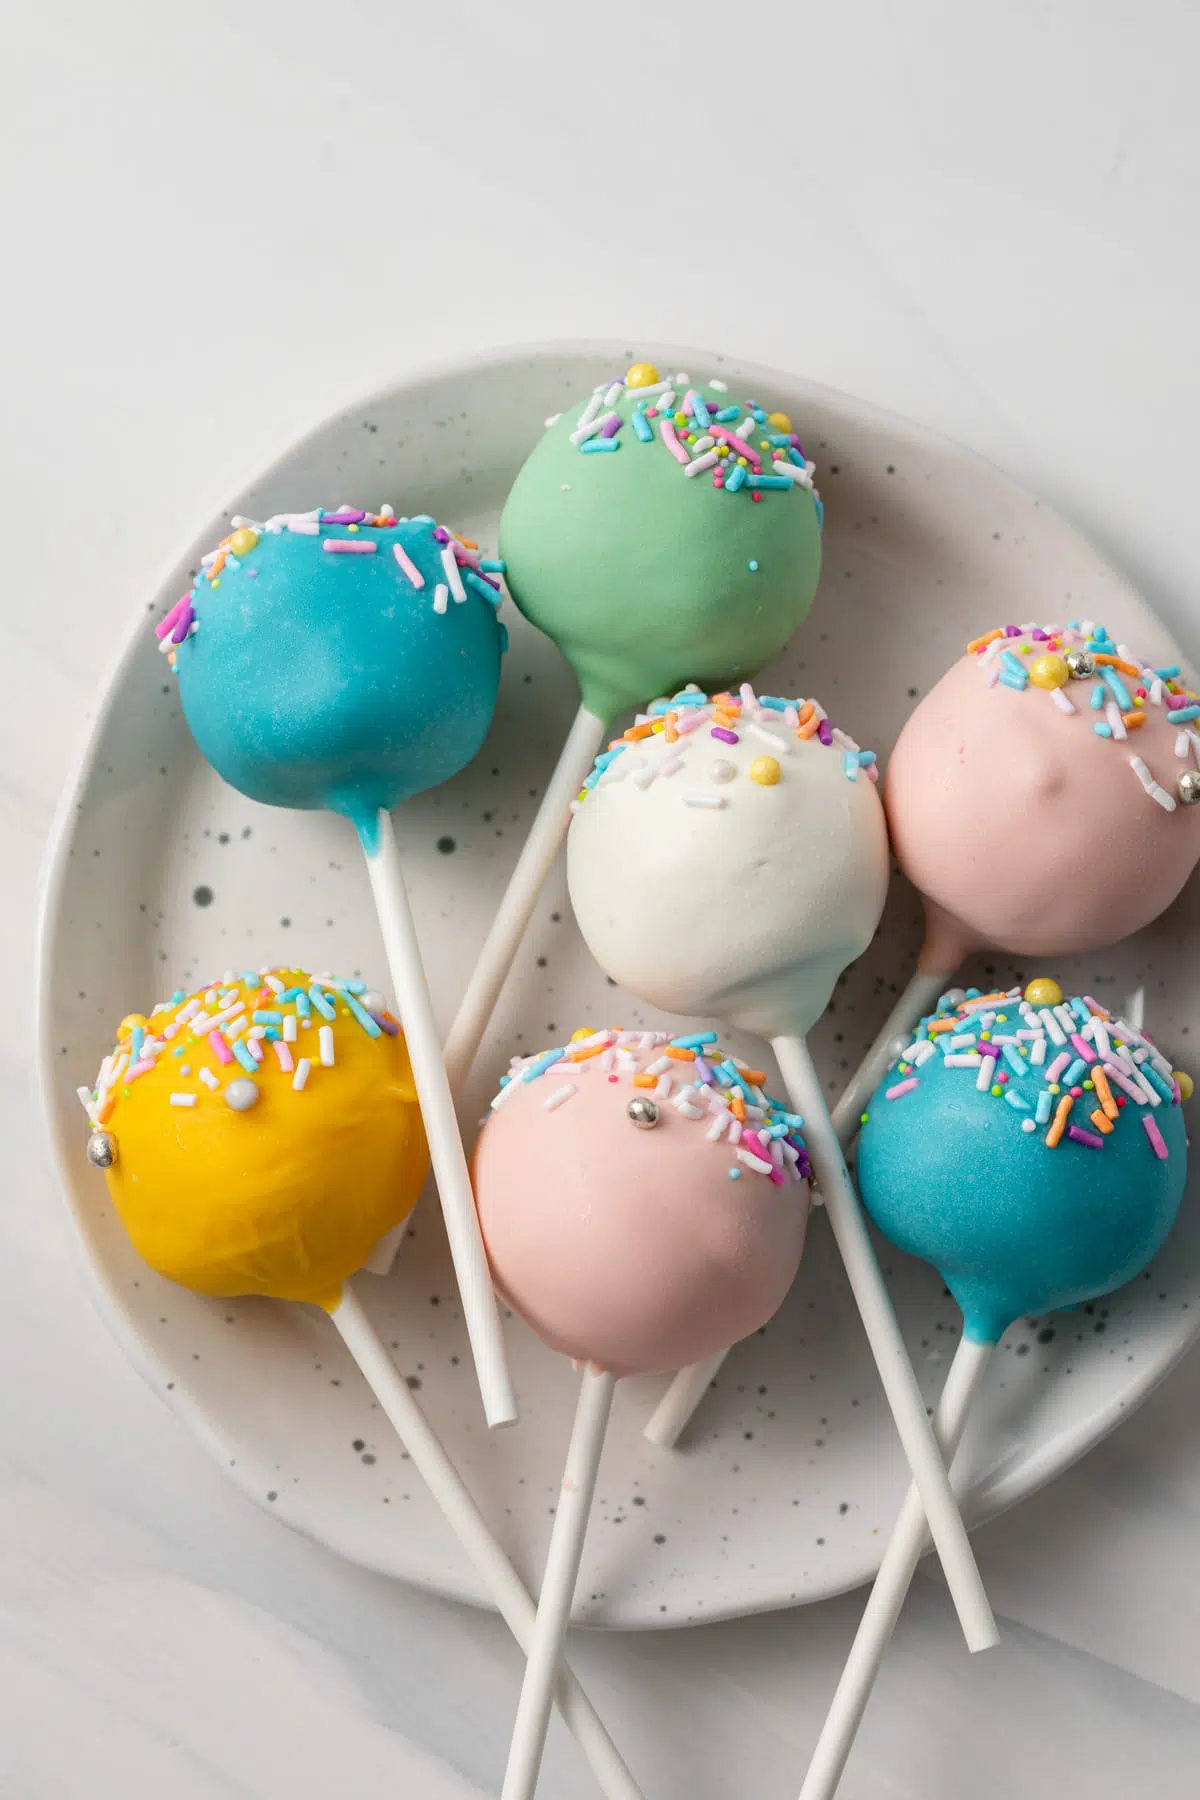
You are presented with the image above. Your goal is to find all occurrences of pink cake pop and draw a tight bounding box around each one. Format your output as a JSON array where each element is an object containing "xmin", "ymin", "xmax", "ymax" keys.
[
  {"xmin": 473, "ymin": 1027, "xmax": 810, "ymax": 1799},
  {"xmin": 833, "ymin": 620, "xmax": 1200, "ymax": 1140}
]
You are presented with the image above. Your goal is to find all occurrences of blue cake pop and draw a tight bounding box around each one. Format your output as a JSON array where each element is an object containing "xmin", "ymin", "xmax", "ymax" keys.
[
  {"xmin": 856, "ymin": 979, "xmax": 1190, "ymax": 1342},
  {"xmin": 164, "ymin": 507, "xmax": 506, "ymax": 852}
]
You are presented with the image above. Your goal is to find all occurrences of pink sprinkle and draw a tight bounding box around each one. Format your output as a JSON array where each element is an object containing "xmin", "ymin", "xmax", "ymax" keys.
[
  {"xmin": 711, "ymin": 425, "xmax": 761, "ymax": 467},
  {"xmin": 1069, "ymin": 1032, "xmax": 1097, "ymax": 1064},
  {"xmin": 392, "ymin": 542, "xmax": 425, "ymax": 588},
  {"xmin": 1046, "ymin": 1051, "xmax": 1071, "ymax": 1084},
  {"xmin": 711, "ymin": 727, "xmax": 739, "ymax": 744},
  {"xmin": 246, "ymin": 1036, "xmax": 264, "ymax": 1063},
  {"xmin": 155, "ymin": 594, "xmax": 191, "ymax": 640},
  {"xmin": 323, "ymin": 538, "xmax": 377, "ymax": 554},
  {"xmin": 1067, "ymin": 1124, "xmax": 1105, "ymax": 1148},
  {"xmin": 126, "ymin": 1059, "xmax": 155, "ymax": 1079},
  {"xmin": 1143, "ymin": 1114, "xmax": 1169, "ymax": 1159},
  {"xmin": 209, "ymin": 1030, "xmax": 233, "ymax": 1065},
  {"xmin": 659, "ymin": 420, "xmax": 691, "ymax": 466},
  {"xmin": 741, "ymin": 1129, "xmax": 785, "ymax": 1186},
  {"xmin": 885, "ymin": 1078, "xmax": 919, "ymax": 1100},
  {"xmin": 272, "ymin": 1039, "xmax": 295, "ymax": 1074},
  {"xmin": 713, "ymin": 474, "xmax": 724, "ymax": 488}
]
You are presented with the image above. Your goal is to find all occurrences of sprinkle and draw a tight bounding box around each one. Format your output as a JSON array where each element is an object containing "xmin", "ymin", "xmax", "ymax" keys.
[
  {"xmin": 1129, "ymin": 754, "xmax": 1177, "ymax": 811},
  {"xmin": 282, "ymin": 1014, "xmax": 298, "ymax": 1043},
  {"xmin": 342, "ymin": 992, "xmax": 383, "ymax": 1037},
  {"xmin": 209, "ymin": 1030, "xmax": 233, "ymax": 1065},
  {"xmin": 885, "ymin": 1078, "xmax": 919, "ymax": 1100},
  {"xmin": 232, "ymin": 1040, "xmax": 258, "ymax": 1075},
  {"xmin": 580, "ymin": 437, "xmax": 619, "ymax": 453},
  {"xmin": 685, "ymin": 450, "xmax": 720, "ymax": 477},
  {"xmin": 1035, "ymin": 1089, "xmax": 1054, "ymax": 1125},
  {"xmin": 439, "ymin": 545, "xmax": 467, "ymax": 602},
  {"xmin": 631, "ymin": 409, "xmax": 653, "ymax": 443},
  {"xmin": 392, "ymin": 542, "xmax": 425, "ymax": 587},
  {"xmin": 1004, "ymin": 1088, "xmax": 1031, "ymax": 1112},
  {"xmin": 323, "ymin": 538, "xmax": 376, "ymax": 554},
  {"xmin": 683, "ymin": 793, "xmax": 727, "ymax": 808},
  {"xmin": 543, "ymin": 1083, "xmax": 577, "ymax": 1112},
  {"xmin": 1105, "ymin": 701, "xmax": 1127, "ymax": 740},
  {"xmin": 292, "ymin": 1057, "xmax": 311, "ymax": 1092},
  {"xmin": 169, "ymin": 1093, "xmax": 198, "ymax": 1107},
  {"xmin": 1169, "ymin": 704, "xmax": 1200, "ymax": 724},
  {"xmin": 1067, "ymin": 1124, "xmax": 1105, "ymax": 1149},
  {"xmin": 1090, "ymin": 1109, "xmax": 1114, "ymax": 1135},
  {"xmin": 271, "ymin": 1039, "xmax": 295, "ymax": 1074},
  {"xmin": 660, "ymin": 420, "xmax": 691, "ymax": 465},
  {"xmin": 977, "ymin": 1054, "xmax": 997, "ymax": 1091},
  {"xmin": 1102, "ymin": 666, "xmax": 1134, "ymax": 710},
  {"xmin": 1102, "ymin": 1061, "xmax": 1148, "ymax": 1105},
  {"xmin": 1001, "ymin": 1044, "xmax": 1027, "ymax": 1077},
  {"xmin": 1046, "ymin": 1095, "xmax": 1074, "ymax": 1147},
  {"xmin": 197, "ymin": 1067, "xmax": 220, "ymax": 1091},
  {"xmin": 1069, "ymin": 1032, "xmax": 1097, "ymax": 1065},
  {"xmin": 1143, "ymin": 1114, "xmax": 1169, "ymax": 1158},
  {"xmin": 1092, "ymin": 1066, "xmax": 1119, "ymax": 1119},
  {"xmin": 308, "ymin": 985, "xmax": 337, "ymax": 1021},
  {"xmin": 943, "ymin": 1054, "xmax": 983, "ymax": 1068},
  {"xmin": 319, "ymin": 1025, "xmax": 335, "ymax": 1067},
  {"xmin": 1050, "ymin": 688, "xmax": 1076, "ymax": 713}
]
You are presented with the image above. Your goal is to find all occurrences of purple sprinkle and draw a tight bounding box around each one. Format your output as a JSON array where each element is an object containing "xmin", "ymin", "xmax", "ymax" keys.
[
  {"xmin": 711, "ymin": 726, "xmax": 739, "ymax": 744},
  {"xmin": 1030, "ymin": 628, "xmax": 1049, "ymax": 641},
  {"xmin": 371, "ymin": 1011, "xmax": 400, "ymax": 1037},
  {"xmin": 171, "ymin": 603, "xmax": 194, "ymax": 644},
  {"xmin": 433, "ymin": 527, "xmax": 450, "ymax": 543},
  {"xmin": 1005, "ymin": 625, "xmax": 1022, "ymax": 637},
  {"xmin": 817, "ymin": 718, "xmax": 834, "ymax": 745},
  {"xmin": 1067, "ymin": 1124, "xmax": 1105, "ymax": 1149},
  {"xmin": 600, "ymin": 413, "xmax": 622, "ymax": 439},
  {"xmin": 321, "ymin": 509, "xmax": 365, "ymax": 525}
]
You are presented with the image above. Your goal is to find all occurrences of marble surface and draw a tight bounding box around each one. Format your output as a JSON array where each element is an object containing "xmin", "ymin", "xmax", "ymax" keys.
[{"xmin": 5, "ymin": 1, "xmax": 1200, "ymax": 1793}]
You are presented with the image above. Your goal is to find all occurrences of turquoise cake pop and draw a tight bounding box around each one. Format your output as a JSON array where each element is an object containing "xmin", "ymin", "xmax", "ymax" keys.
[
  {"xmin": 155, "ymin": 503, "xmax": 517, "ymax": 1427},
  {"xmin": 166, "ymin": 508, "xmax": 505, "ymax": 851},
  {"xmin": 798, "ymin": 977, "xmax": 1191, "ymax": 1800}
]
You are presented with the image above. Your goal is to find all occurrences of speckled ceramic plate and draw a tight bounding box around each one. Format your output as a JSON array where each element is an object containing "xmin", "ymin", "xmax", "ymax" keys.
[{"xmin": 36, "ymin": 342, "xmax": 1200, "ymax": 1629}]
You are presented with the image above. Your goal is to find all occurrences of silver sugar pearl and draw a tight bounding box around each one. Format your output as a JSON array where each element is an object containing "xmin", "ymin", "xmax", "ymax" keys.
[
  {"xmin": 1064, "ymin": 647, "xmax": 1096, "ymax": 679},
  {"xmin": 361, "ymin": 989, "xmax": 387, "ymax": 1016},
  {"xmin": 86, "ymin": 1129, "xmax": 117, "ymax": 1170},
  {"xmin": 627, "ymin": 1096, "xmax": 660, "ymax": 1129},
  {"xmin": 224, "ymin": 1077, "xmax": 260, "ymax": 1111},
  {"xmin": 1178, "ymin": 769, "xmax": 1200, "ymax": 806},
  {"xmin": 710, "ymin": 759, "xmax": 736, "ymax": 784}
]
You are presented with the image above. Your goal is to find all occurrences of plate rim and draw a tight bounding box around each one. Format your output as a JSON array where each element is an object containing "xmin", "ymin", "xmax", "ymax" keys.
[{"xmin": 35, "ymin": 337, "xmax": 1200, "ymax": 1622}]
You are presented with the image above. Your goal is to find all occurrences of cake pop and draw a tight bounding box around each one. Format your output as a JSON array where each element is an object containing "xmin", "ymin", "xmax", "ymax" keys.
[
  {"xmin": 799, "ymin": 981, "xmax": 1191, "ymax": 1800},
  {"xmin": 157, "ymin": 506, "xmax": 516, "ymax": 1425},
  {"xmin": 566, "ymin": 686, "xmax": 996, "ymax": 1653},
  {"xmin": 473, "ymin": 1027, "xmax": 811, "ymax": 1800},
  {"xmin": 78, "ymin": 969, "xmax": 642, "ymax": 1800},
  {"xmin": 442, "ymin": 362, "xmax": 824, "ymax": 1096},
  {"xmin": 832, "ymin": 620, "xmax": 1200, "ymax": 1142}
]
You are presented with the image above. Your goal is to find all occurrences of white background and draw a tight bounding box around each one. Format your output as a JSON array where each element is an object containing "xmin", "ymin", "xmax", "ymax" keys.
[{"xmin": 4, "ymin": 2, "xmax": 1200, "ymax": 1794}]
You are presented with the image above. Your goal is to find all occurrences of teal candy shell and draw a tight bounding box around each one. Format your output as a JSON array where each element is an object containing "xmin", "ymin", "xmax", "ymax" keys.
[
  {"xmin": 855, "ymin": 989, "xmax": 1189, "ymax": 1343},
  {"xmin": 172, "ymin": 513, "xmax": 504, "ymax": 852}
]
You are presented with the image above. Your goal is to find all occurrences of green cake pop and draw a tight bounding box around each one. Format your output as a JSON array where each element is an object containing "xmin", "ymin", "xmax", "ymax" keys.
[
  {"xmin": 499, "ymin": 365, "xmax": 823, "ymax": 723},
  {"xmin": 443, "ymin": 362, "xmax": 824, "ymax": 1092}
]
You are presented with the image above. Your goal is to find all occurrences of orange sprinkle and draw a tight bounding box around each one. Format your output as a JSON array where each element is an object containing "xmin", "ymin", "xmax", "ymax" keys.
[
  {"xmin": 797, "ymin": 715, "xmax": 821, "ymax": 739},
  {"xmin": 663, "ymin": 711, "xmax": 680, "ymax": 744},
  {"xmin": 1090, "ymin": 1108, "xmax": 1115, "ymax": 1136},
  {"xmin": 1046, "ymin": 1095, "xmax": 1074, "ymax": 1148},
  {"xmin": 1092, "ymin": 1066, "xmax": 1119, "ymax": 1120},
  {"xmin": 208, "ymin": 555, "xmax": 227, "ymax": 581},
  {"xmin": 632, "ymin": 1072, "xmax": 658, "ymax": 1088},
  {"xmin": 665, "ymin": 1046, "xmax": 696, "ymax": 1061},
  {"xmin": 618, "ymin": 722, "xmax": 655, "ymax": 743},
  {"xmin": 967, "ymin": 629, "xmax": 1005, "ymax": 653},
  {"xmin": 1122, "ymin": 711, "xmax": 1147, "ymax": 730},
  {"xmin": 567, "ymin": 1043, "xmax": 607, "ymax": 1063},
  {"xmin": 797, "ymin": 702, "xmax": 815, "ymax": 725},
  {"xmin": 1093, "ymin": 653, "xmax": 1140, "ymax": 677},
  {"xmin": 96, "ymin": 1098, "xmax": 116, "ymax": 1126},
  {"xmin": 735, "ymin": 1067, "xmax": 767, "ymax": 1086},
  {"xmin": 927, "ymin": 1018, "xmax": 959, "ymax": 1035},
  {"xmin": 731, "ymin": 1096, "xmax": 746, "ymax": 1122}
]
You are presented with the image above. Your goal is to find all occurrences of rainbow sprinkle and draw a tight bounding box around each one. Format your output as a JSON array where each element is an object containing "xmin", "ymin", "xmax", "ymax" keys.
[
  {"xmin": 559, "ymin": 365, "xmax": 822, "ymax": 520},
  {"xmin": 488, "ymin": 1027, "xmax": 811, "ymax": 1188},
  {"xmin": 968, "ymin": 621, "xmax": 1200, "ymax": 813},
  {"xmin": 154, "ymin": 509, "xmax": 507, "ymax": 672},
  {"xmin": 872, "ymin": 983, "xmax": 1188, "ymax": 1159},
  {"xmin": 78, "ymin": 969, "xmax": 400, "ymax": 1133},
  {"xmin": 570, "ymin": 684, "xmax": 877, "ymax": 809}
]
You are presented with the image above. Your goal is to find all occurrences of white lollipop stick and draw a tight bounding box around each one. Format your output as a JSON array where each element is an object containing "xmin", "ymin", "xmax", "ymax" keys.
[
  {"xmin": 502, "ymin": 1365, "xmax": 617, "ymax": 1800},
  {"xmin": 443, "ymin": 707, "xmax": 607, "ymax": 1090},
  {"xmin": 332, "ymin": 1293, "xmax": 641, "ymax": 1800},
  {"xmin": 363, "ymin": 807, "xmax": 517, "ymax": 1428},
  {"xmin": 647, "ymin": 967, "xmax": 956, "ymax": 1448},
  {"xmin": 797, "ymin": 1336, "xmax": 994, "ymax": 1800},
  {"xmin": 772, "ymin": 1034, "xmax": 997, "ymax": 1655}
]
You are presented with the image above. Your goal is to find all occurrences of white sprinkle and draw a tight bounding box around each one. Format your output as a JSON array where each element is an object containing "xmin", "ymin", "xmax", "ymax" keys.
[
  {"xmin": 1030, "ymin": 1038, "xmax": 1047, "ymax": 1065},
  {"xmin": 543, "ymin": 1083, "xmax": 577, "ymax": 1112},
  {"xmin": 1130, "ymin": 753, "xmax": 1177, "ymax": 810},
  {"xmin": 433, "ymin": 584, "xmax": 449, "ymax": 613},
  {"xmin": 76, "ymin": 1086, "xmax": 99, "ymax": 1125},
  {"xmin": 625, "ymin": 380, "xmax": 672, "ymax": 399},
  {"xmin": 653, "ymin": 1075, "xmax": 674, "ymax": 1100},
  {"xmin": 948, "ymin": 1034, "xmax": 977, "ymax": 1050},
  {"xmin": 674, "ymin": 371, "xmax": 691, "ymax": 383},
  {"xmin": 910, "ymin": 1041, "xmax": 938, "ymax": 1067},
  {"xmin": 282, "ymin": 1014, "xmax": 297, "ymax": 1043},
  {"xmin": 224, "ymin": 1016, "xmax": 248, "ymax": 1040},
  {"xmin": 319, "ymin": 1025, "xmax": 335, "ymax": 1067},
  {"xmin": 676, "ymin": 1101, "xmax": 705, "ymax": 1119},
  {"xmin": 1105, "ymin": 700, "xmax": 1127, "ymax": 740},
  {"xmin": 644, "ymin": 1056, "xmax": 671, "ymax": 1076},
  {"xmin": 683, "ymin": 792, "xmax": 727, "ymax": 808},
  {"xmin": 657, "ymin": 389, "xmax": 676, "ymax": 412},
  {"xmin": 378, "ymin": 503, "xmax": 395, "ymax": 518},
  {"xmin": 1050, "ymin": 687, "xmax": 1076, "ymax": 713},
  {"xmin": 544, "ymin": 413, "xmax": 561, "ymax": 428},
  {"xmin": 735, "ymin": 416, "xmax": 757, "ymax": 439},
  {"xmin": 176, "ymin": 999, "xmax": 201, "ymax": 1024},
  {"xmin": 571, "ymin": 394, "xmax": 603, "ymax": 440},
  {"xmin": 690, "ymin": 434, "xmax": 716, "ymax": 455},
  {"xmin": 188, "ymin": 1012, "xmax": 212, "ymax": 1036},
  {"xmin": 603, "ymin": 381, "xmax": 623, "ymax": 408},
  {"xmin": 737, "ymin": 1148, "xmax": 773, "ymax": 1174},
  {"xmin": 292, "ymin": 1057, "xmax": 311, "ymax": 1092},
  {"xmin": 977, "ymin": 1055, "xmax": 997, "ymax": 1091},
  {"xmin": 944, "ymin": 1054, "xmax": 983, "ymax": 1067},
  {"xmin": 746, "ymin": 723, "xmax": 790, "ymax": 754},
  {"xmin": 1021, "ymin": 1118, "xmax": 1037, "ymax": 1133},
  {"xmin": 440, "ymin": 546, "xmax": 467, "ymax": 603},
  {"xmin": 1176, "ymin": 731, "xmax": 1191, "ymax": 758},
  {"xmin": 705, "ymin": 1114, "xmax": 728, "ymax": 1141},
  {"xmin": 709, "ymin": 377, "xmax": 729, "ymax": 391},
  {"xmin": 169, "ymin": 1093, "xmax": 197, "ymax": 1108},
  {"xmin": 1092, "ymin": 1020, "xmax": 1112, "ymax": 1059},
  {"xmin": 657, "ymin": 753, "xmax": 686, "ymax": 778},
  {"xmin": 684, "ymin": 451, "xmax": 719, "ymax": 477},
  {"xmin": 632, "ymin": 765, "xmax": 656, "ymax": 789},
  {"xmin": 199, "ymin": 1068, "xmax": 220, "ymax": 1090},
  {"xmin": 204, "ymin": 989, "xmax": 218, "ymax": 1006},
  {"xmin": 264, "ymin": 975, "xmax": 284, "ymax": 993},
  {"xmin": 1042, "ymin": 1010, "xmax": 1067, "ymax": 1046}
]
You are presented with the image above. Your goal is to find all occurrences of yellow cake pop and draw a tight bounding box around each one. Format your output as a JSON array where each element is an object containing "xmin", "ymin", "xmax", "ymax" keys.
[{"xmin": 79, "ymin": 966, "xmax": 428, "ymax": 1309}]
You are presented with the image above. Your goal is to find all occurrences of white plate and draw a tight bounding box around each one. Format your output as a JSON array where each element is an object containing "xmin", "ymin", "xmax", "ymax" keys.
[{"xmin": 36, "ymin": 342, "xmax": 1200, "ymax": 1630}]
